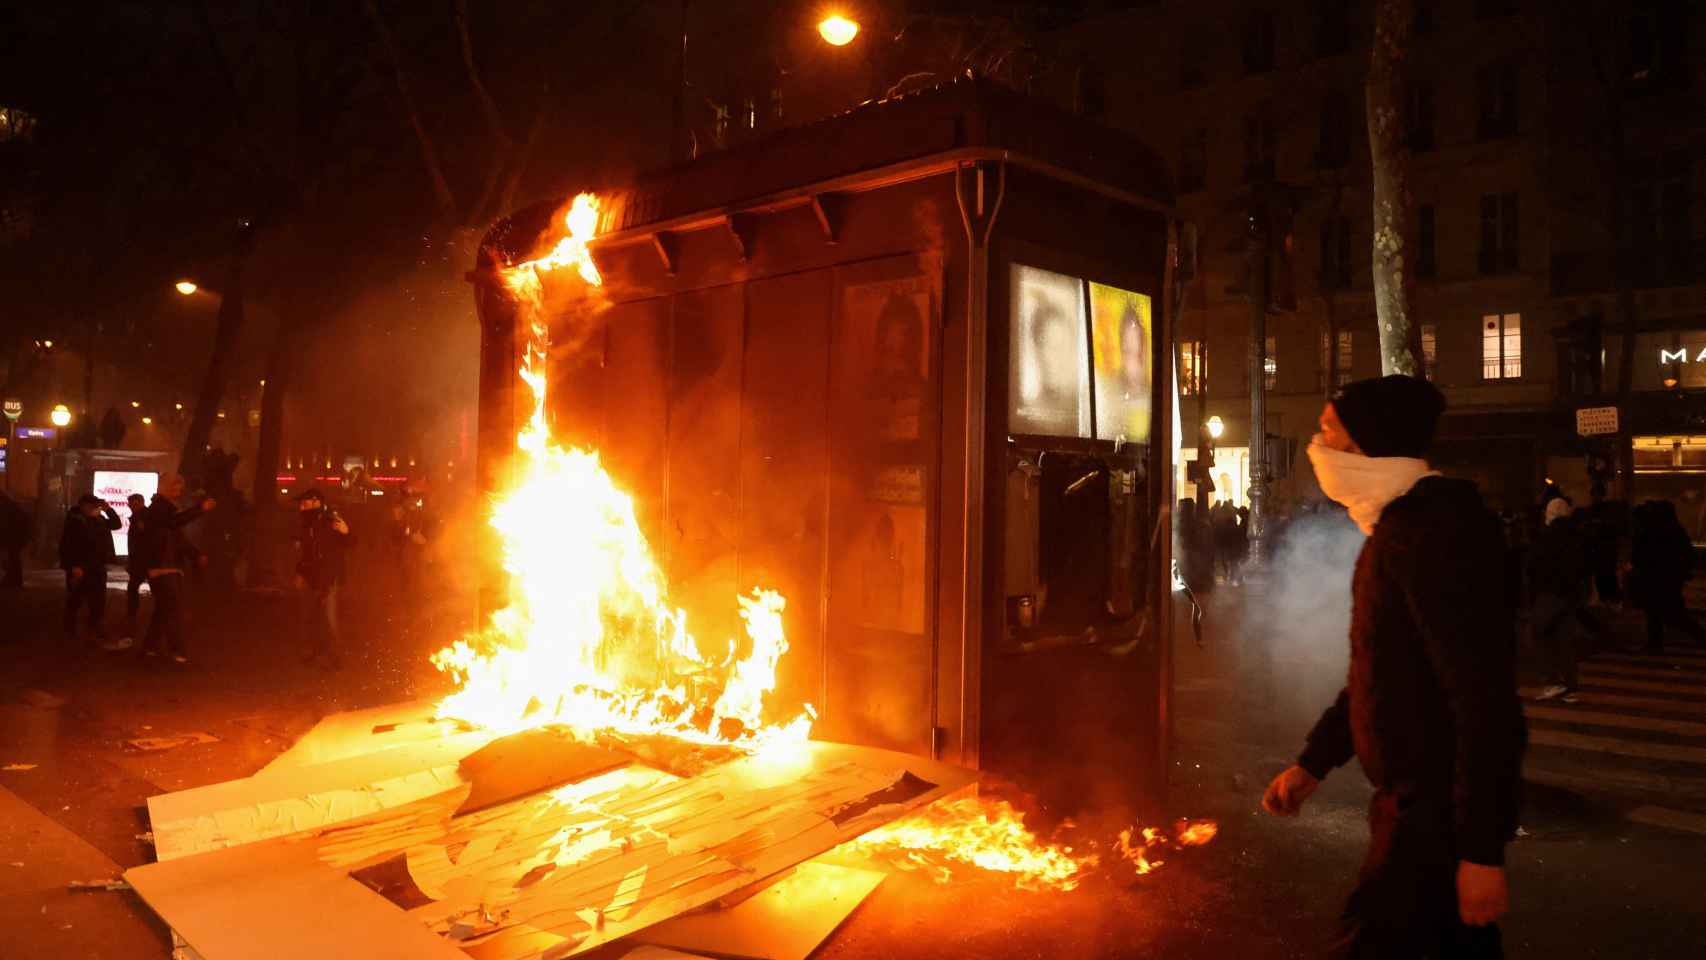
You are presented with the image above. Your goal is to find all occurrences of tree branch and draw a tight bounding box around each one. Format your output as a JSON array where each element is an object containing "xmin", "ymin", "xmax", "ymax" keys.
[
  {"xmin": 361, "ymin": 0, "xmax": 458, "ymax": 223},
  {"xmin": 453, "ymin": 0, "xmax": 512, "ymax": 148}
]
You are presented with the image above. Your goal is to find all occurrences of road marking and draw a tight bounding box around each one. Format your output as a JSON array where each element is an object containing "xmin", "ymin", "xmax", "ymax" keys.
[
  {"xmin": 1524, "ymin": 705, "xmax": 1706, "ymax": 737},
  {"xmin": 1582, "ymin": 663, "xmax": 1706, "ymax": 683},
  {"xmin": 1538, "ymin": 690, "xmax": 1706, "ymax": 717},
  {"xmin": 1576, "ymin": 675, "xmax": 1706, "ymax": 696},
  {"xmin": 1528, "ymin": 727, "xmax": 1706, "ymax": 764},
  {"xmin": 1592, "ymin": 653, "xmax": 1706, "ymax": 672},
  {"xmin": 1628, "ymin": 805, "xmax": 1706, "ymax": 837}
]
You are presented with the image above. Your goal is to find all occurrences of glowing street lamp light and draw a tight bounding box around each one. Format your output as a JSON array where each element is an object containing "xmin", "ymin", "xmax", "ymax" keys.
[
  {"xmin": 50, "ymin": 404, "xmax": 72, "ymax": 428},
  {"xmin": 818, "ymin": 13, "xmax": 859, "ymax": 46},
  {"xmin": 175, "ymin": 280, "xmax": 198, "ymax": 295},
  {"xmin": 141, "ymin": 416, "xmax": 153, "ymax": 425},
  {"xmin": 1206, "ymin": 415, "xmax": 1225, "ymax": 440}
]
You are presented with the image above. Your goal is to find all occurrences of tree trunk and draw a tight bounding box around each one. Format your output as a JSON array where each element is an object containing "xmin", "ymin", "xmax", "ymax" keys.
[
  {"xmin": 179, "ymin": 235, "xmax": 253, "ymax": 485},
  {"xmin": 243, "ymin": 314, "xmax": 296, "ymax": 588},
  {"xmin": 1367, "ymin": 0, "xmax": 1422, "ymax": 376}
]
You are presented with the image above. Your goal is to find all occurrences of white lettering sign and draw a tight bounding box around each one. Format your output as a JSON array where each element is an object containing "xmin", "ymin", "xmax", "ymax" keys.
[
  {"xmin": 1657, "ymin": 347, "xmax": 1706, "ymax": 364},
  {"xmin": 1576, "ymin": 406, "xmax": 1619, "ymax": 437}
]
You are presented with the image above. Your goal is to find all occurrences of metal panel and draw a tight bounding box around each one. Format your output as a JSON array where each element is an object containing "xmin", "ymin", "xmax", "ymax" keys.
[{"xmin": 601, "ymin": 299, "xmax": 671, "ymax": 555}]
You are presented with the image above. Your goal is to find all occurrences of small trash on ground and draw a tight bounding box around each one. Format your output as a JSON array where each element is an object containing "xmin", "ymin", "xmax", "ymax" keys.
[
  {"xmin": 124, "ymin": 733, "xmax": 218, "ymax": 752},
  {"xmin": 2, "ymin": 763, "xmax": 38, "ymax": 771},
  {"xmin": 68, "ymin": 879, "xmax": 131, "ymax": 893},
  {"xmin": 20, "ymin": 689, "xmax": 67, "ymax": 709}
]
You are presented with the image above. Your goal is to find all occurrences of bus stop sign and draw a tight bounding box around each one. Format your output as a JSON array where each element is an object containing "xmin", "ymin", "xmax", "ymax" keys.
[{"xmin": 2, "ymin": 399, "xmax": 19, "ymax": 421}]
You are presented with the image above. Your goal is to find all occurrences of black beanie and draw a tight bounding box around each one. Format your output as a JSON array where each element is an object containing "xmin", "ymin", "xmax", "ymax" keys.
[{"xmin": 1332, "ymin": 374, "xmax": 1446, "ymax": 458}]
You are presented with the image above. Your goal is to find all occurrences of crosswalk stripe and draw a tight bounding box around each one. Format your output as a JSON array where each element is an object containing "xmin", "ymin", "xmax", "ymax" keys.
[
  {"xmin": 1627, "ymin": 805, "xmax": 1706, "ymax": 836},
  {"xmin": 1582, "ymin": 663, "xmax": 1706, "ymax": 683},
  {"xmin": 1528, "ymin": 727, "xmax": 1706, "ymax": 765},
  {"xmin": 1542, "ymin": 690, "xmax": 1706, "ymax": 718},
  {"xmin": 1591, "ymin": 654, "xmax": 1706, "ymax": 672},
  {"xmin": 1577, "ymin": 675, "xmax": 1706, "ymax": 696},
  {"xmin": 1524, "ymin": 705, "xmax": 1706, "ymax": 737}
]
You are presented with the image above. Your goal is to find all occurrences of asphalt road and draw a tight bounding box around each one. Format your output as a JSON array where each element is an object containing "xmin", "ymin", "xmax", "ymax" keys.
[{"xmin": 3, "ymin": 569, "xmax": 1706, "ymax": 959}]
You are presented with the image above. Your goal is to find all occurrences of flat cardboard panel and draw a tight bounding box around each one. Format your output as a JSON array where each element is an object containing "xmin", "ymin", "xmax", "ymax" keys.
[
  {"xmin": 665, "ymin": 284, "xmax": 745, "ymax": 646},
  {"xmin": 634, "ymin": 861, "xmax": 884, "ymax": 960},
  {"xmin": 126, "ymin": 840, "xmax": 468, "ymax": 960},
  {"xmin": 600, "ymin": 298, "xmax": 672, "ymax": 563},
  {"xmin": 739, "ymin": 269, "xmax": 833, "ymax": 716},
  {"xmin": 257, "ymin": 699, "xmax": 446, "ymax": 775}
]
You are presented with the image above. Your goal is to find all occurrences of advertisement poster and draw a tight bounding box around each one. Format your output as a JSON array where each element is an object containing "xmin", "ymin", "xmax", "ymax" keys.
[
  {"xmin": 1009, "ymin": 264, "xmax": 1090, "ymax": 438},
  {"xmin": 94, "ymin": 470, "xmax": 158, "ymax": 557},
  {"xmin": 1089, "ymin": 282, "xmax": 1153, "ymax": 444},
  {"xmin": 843, "ymin": 276, "xmax": 933, "ymax": 443}
]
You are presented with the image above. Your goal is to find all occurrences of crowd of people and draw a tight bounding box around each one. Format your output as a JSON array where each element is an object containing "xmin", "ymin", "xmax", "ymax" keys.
[{"xmin": 0, "ymin": 475, "xmax": 447, "ymax": 670}]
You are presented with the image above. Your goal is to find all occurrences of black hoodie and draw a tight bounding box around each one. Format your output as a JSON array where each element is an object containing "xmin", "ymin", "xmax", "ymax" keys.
[{"xmin": 1298, "ymin": 475, "xmax": 1527, "ymax": 866}]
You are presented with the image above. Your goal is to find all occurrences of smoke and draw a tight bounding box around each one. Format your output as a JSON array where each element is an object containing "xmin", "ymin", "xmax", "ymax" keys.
[{"xmin": 1245, "ymin": 508, "xmax": 1365, "ymax": 735}]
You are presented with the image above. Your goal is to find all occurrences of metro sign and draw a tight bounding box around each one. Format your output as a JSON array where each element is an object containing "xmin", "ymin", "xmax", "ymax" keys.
[{"xmin": 1659, "ymin": 347, "xmax": 1706, "ymax": 364}]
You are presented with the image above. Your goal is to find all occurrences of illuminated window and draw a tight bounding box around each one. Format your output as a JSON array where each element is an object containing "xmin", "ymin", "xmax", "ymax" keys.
[
  {"xmin": 1319, "ymin": 329, "xmax": 1353, "ymax": 389},
  {"xmin": 1179, "ymin": 340, "xmax": 1207, "ymax": 396},
  {"xmin": 0, "ymin": 106, "xmax": 37, "ymax": 143},
  {"xmin": 1264, "ymin": 335, "xmax": 1278, "ymax": 390},
  {"xmin": 1482, "ymin": 313, "xmax": 1522, "ymax": 379},
  {"xmin": 1421, "ymin": 323, "xmax": 1438, "ymax": 381}
]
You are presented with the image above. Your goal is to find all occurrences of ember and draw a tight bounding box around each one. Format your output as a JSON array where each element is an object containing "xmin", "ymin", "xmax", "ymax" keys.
[{"xmin": 430, "ymin": 193, "xmax": 813, "ymax": 753}]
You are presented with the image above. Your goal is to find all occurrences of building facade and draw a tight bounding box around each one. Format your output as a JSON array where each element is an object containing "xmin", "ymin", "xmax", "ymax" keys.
[{"xmin": 1052, "ymin": 0, "xmax": 1703, "ymax": 520}]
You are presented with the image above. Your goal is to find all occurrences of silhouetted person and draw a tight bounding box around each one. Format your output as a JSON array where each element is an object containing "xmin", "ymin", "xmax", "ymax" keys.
[
  {"xmin": 99, "ymin": 407, "xmax": 126, "ymax": 449},
  {"xmin": 138, "ymin": 474, "xmax": 214, "ymax": 664},
  {"xmin": 1530, "ymin": 498, "xmax": 1589, "ymax": 701},
  {"xmin": 59, "ymin": 494, "xmax": 120, "ymax": 646},
  {"xmin": 116, "ymin": 492, "xmax": 149, "ymax": 651},
  {"xmin": 1631, "ymin": 499, "xmax": 1705, "ymax": 653},
  {"xmin": 295, "ymin": 488, "xmax": 351, "ymax": 669},
  {"xmin": 0, "ymin": 490, "xmax": 28, "ymax": 590},
  {"xmin": 1265, "ymin": 376, "xmax": 1524, "ymax": 958}
]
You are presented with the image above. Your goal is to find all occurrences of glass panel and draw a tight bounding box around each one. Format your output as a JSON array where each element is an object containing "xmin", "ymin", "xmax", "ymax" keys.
[
  {"xmin": 1090, "ymin": 282, "xmax": 1153, "ymax": 443},
  {"xmin": 1482, "ymin": 315, "xmax": 1502, "ymax": 379},
  {"xmin": 1502, "ymin": 313, "xmax": 1522, "ymax": 378},
  {"xmin": 1264, "ymin": 335, "xmax": 1278, "ymax": 389},
  {"xmin": 1421, "ymin": 323, "xmax": 1438, "ymax": 381},
  {"xmin": 1010, "ymin": 264, "xmax": 1090, "ymax": 437}
]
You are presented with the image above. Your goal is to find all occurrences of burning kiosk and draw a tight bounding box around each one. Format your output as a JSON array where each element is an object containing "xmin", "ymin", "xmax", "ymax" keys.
[{"xmin": 472, "ymin": 78, "xmax": 1180, "ymax": 815}]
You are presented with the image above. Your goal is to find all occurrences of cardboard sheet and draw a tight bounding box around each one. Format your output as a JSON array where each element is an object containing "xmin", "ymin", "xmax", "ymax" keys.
[{"xmin": 633, "ymin": 861, "xmax": 885, "ymax": 960}]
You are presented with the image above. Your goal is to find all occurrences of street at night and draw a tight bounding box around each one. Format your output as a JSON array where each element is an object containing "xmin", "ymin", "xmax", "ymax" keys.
[{"xmin": 5, "ymin": 2, "xmax": 1706, "ymax": 959}]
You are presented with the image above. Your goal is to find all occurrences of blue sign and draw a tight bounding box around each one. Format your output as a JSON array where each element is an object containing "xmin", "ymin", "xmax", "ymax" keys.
[{"xmin": 16, "ymin": 427, "xmax": 56, "ymax": 439}]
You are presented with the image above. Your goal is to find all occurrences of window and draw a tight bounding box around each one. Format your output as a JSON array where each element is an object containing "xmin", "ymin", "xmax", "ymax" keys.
[
  {"xmin": 1629, "ymin": 151, "xmax": 1694, "ymax": 286},
  {"xmin": 0, "ymin": 106, "xmax": 37, "ymax": 144},
  {"xmin": 1244, "ymin": 105, "xmax": 1276, "ymax": 181},
  {"xmin": 1316, "ymin": 0, "xmax": 1350, "ymax": 58},
  {"xmin": 1179, "ymin": 340, "xmax": 1207, "ymax": 396},
  {"xmin": 1320, "ymin": 216, "xmax": 1352, "ymax": 290},
  {"xmin": 1317, "ymin": 90, "xmax": 1351, "ymax": 169},
  {"xmin": 1181, "ymin": 31, "xmax": 1208, "ymax": 89},
  {"xmin": 1319, "ymin": 329, "xmax": 1353, "ymax": 389},
  {"xmin": 1479, "ymin": 193, "xmax": 1519, "ymax": 274},
  {"xmin": 1417, "ymin": 204, "xmax": 1437, "ymax": 278},
  {"xmin": 1076, "ymin": 65, "xmax": 1107, "ymax": 118},
  {"xmin": 1628, "ymin": 3, "xmax": 1689, "ymax": 91},
  {"xmin": 1243, "ymin": 10, "xmax": 1276, "ymax": 74},
  {"xmin": 1476, "ymin": 61, "xmax": 1519, "ymax": 139},
  {"xmin": 1421, "ymin": 323, "xmax": 1438, "ymax": 381},
  {"xmin": 1408, "ymin": 77, "xmax": 1435, "ymax": 151},
  {"xmin": 1264, "ymin": 335, "xmax": 1279, "ymax": 390},
  {"xmin": 1482, "ymin": 313, "xmax": 1522, "ymax": 379},
  {"xmin": 1179, "ymin": 129, "xmax": 1208, "ymax": 193}
]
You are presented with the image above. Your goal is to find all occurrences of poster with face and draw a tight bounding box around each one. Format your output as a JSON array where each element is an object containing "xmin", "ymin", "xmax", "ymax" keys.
[
  {"xmin": 1010, "ymin": 265, "xmax": 1090, "ymax": 438},
  {"xmin": 1089, "ymin": 282, "xmax": 1153, "ymax": 444},
  {"xmin": 845, "ymin": 276, "xmax": 933, "ymax": 442}
]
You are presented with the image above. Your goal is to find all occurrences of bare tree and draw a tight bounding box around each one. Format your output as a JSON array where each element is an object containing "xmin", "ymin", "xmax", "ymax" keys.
[{"xmin": 1367, "ymin": 0, "xmax": 1421, "ymax": 376}]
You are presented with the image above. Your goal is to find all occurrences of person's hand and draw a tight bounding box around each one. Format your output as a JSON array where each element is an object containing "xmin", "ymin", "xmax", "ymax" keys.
[
  {"xmin": 1457, "ymin": 861, "xmax": 1508, "ymax": 926},
  {"xmin": 1261, "ymin": 765, "xmax": 1320, "ymax": 816},
  {"xmin": 70, "ymin": 566, "xmax": 84, "ymax": 580},
  {"xmin": 331, "ymin": 517, "xmax": 349, "ymax": 535}
]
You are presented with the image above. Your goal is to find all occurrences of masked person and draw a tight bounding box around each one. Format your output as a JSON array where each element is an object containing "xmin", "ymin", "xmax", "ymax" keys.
[
  {"xmin": 59, "ymin": 494, "xmax": 121, "ymax": 646},
  {"xmin": 139, "ymin": 475, "xmax": 214, "ymax": 664},
  {"xmin": 111, "ymin": 492, "xmax": 150, "ymax": 651},
  {"xmin": 1263, "ymin": 375, "xmax": 1526, "ymax": 958},
  {"xmin": 294, "ymin": 489, "xmax": 351, "ymax": 668}
]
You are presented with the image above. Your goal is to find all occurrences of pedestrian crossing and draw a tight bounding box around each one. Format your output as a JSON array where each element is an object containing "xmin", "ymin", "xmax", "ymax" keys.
[{"xmin": 1521, "ymin": 645, "xmax": 1706, "ymax": 821}]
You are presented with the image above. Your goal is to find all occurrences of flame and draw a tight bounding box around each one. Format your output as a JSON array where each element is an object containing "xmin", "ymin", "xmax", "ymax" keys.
[
  {"xmin": 845, "ymin": 796, "xmax": 1217, "ymax": 890},
  {"xmin": 433, "ymin": 192, "xmax": 812, "ymax": 752}
]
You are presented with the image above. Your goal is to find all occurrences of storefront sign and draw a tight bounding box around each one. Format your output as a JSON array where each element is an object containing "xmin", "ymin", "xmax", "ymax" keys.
[
  {"xmin": 2, "ymin": 399, "xmax": 19, "ymax": 421},
  {"xmin": 1576, "ymin": 406, "xmax": 1620, "ymax": 437},
  {"xmin": 1659, "ymin": 347, "xmax": 1706, "ymax": 364},
  {"xmin": 16, "ymin": 426, "xmax": 55, "ymax": 439}
]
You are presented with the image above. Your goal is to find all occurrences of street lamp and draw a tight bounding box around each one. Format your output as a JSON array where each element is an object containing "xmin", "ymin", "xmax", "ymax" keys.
[
  {"xmin": 175, "ymin": 280, "xmax": 198, "ymax": 295},
  {"xmin": 818, "ymin": 13, "xmax": 859, "ymax": 46},
  {"xmin": 50, "ymin": 404, "xmax": 72, "ymax": 428},
  {"xmin": 1206, "ymin": 415, "xmax": 1225, "ymax": 440}
]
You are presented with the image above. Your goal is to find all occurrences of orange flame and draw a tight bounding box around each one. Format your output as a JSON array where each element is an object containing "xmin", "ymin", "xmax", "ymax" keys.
[
  {"xmin": 432, "ymin": 193, "xmax": 812, "ymax": 752},
  {"xmin": 845, "ymin": 796, "xmax": 1217, "ymax": 890}
]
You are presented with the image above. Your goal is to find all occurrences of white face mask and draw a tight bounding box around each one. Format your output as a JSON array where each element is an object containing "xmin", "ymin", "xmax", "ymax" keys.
[{"xmin": 1306, "ymin": 437, "xmax": 1437, "ymax": 535}]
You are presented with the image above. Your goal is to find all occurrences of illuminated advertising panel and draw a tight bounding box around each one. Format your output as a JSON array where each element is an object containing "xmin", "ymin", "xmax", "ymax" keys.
[
  {"xmin": 1009, "ymin": 264, "xmax": 1090, "ymax": 438},
  {"xmin": 93, "ymin": 470, "xmax": 158, "ymax": 557},
  {"xmin": 1089, "ymin": 282, "xmax": 1153, "ymax": 444}
]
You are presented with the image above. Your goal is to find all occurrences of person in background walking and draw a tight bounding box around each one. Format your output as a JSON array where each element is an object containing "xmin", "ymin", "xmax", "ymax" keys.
[
  {"xmin": 138, "ymin": 475, "xmax": 214, "ymax": 665},
  {"xmin": 1264, "ymin": 375, "xmax": 1524, "ymax": 958},
  {"xmin": 59, "ymin": 494, "xmax": 120, "ymax": 647},
  {"xmin": 1530, "ymin": 498, "xmax": 1589, "ymax": 701},
  {"xmin": 1630, "ymin": 499, "xmax": 1705, "ymax": 654},
  {"xmin": 390, "ymin": 486, "xmax": 438, "ymax": 632},
  {"xmin": 1582, "ymin": 491, "xmax": 1625, "ymax": 611},
  {"xmin": 0, "ymin": 490, "xmax": 29, "ymax": 590},
  {"xmin": 295, "ymin": 489, "xmax": 351, "ymax": 669},
  {"xmin": 113, "ymin": 492, "xmax": 149, "ymax": 651}
]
